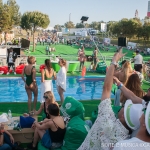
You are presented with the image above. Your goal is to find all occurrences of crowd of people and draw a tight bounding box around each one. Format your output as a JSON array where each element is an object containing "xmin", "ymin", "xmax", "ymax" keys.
[
  {"xmin": 0, "ymin": 56, "xmax": 67, "ymax": 149},
  {"xmin": 1, "ymin": 40, "xmax": 150, "ymax": 149},
  {"xmin": 78, "ymin": 48, "xmax": 150, "ymax": 150},
  {"xmin": 78, "ymin": 46, "xmax": 99, "ymax": 72}
]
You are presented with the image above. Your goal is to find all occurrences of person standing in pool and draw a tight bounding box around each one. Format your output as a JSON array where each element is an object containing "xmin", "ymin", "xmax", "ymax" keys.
[
  {"xmin": 21, "ymin": 56, "xmax": 38, "ymax": 112},
  {"xmin": 56, "ymin": 59, "xmax": 67, "ymax": 105},
  {"xmin": 79, "ymin": 46, "xmax": 86, "ymax": 71},
  {"xmin": 41, "ymin": 59, "xmax": 56, "ymax": 103}
]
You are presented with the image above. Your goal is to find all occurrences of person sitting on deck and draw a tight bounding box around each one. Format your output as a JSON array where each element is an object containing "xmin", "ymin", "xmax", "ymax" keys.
[
  {"xmin": 0, "ymin": 123, "xmax": 24, "ymax": 150},
  {"xmin": 29, "ymin": 103, "xmax": 66, "ymax": 150},
  {"xmin": 24, "ymin": 91, "xmax": 58, "ymax": 119}
]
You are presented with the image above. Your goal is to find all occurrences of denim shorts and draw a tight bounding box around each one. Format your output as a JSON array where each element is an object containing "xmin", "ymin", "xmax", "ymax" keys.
[{"xmin": 41, "ymin": 130, "xmax": 51, "ymax": 148}]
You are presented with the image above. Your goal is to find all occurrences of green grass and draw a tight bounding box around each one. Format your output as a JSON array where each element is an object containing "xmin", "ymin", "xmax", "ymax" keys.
[
  {"xmin": 26, "ymin": 43, "xmax": 150, "ymax": 66},
  {"xmin": 0, "ymin": 101, "xmax": 100, "ymax": 119}
]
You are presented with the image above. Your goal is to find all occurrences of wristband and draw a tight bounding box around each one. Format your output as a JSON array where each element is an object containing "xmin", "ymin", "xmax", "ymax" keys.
[
  {"xmin": 111, "ymin": 62, "xmax": 118, "ymax": 67},
  {"xmin": 117, "ymin": 82, "xmax": 123, "ymax": 89}
]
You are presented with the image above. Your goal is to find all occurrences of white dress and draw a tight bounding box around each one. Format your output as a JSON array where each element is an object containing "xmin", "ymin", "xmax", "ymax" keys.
[
  {"xmin": 40, "ymin": 70, "xmax": 54, "ymax": 103},
  {"xmin": 78, "ymin": 98, "xmax": 129, "ymax": 150},
  {"xmin": 56, "ymin": 67, "xmax": 66, "ymax": 91}
]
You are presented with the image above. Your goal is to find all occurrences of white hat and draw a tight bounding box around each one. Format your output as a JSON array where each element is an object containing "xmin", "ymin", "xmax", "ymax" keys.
[
  {"xmin": 124, "ymin": 99, "xmax": 143, "ymax": 130},
  {"xmin": 145, "ymin": 102, "xmax": 150, "ymax": 134}
]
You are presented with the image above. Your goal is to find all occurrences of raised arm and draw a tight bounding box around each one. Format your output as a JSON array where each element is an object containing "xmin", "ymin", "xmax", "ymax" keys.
[
  {"xmin": 34, "ymin": 103, "xmax": 44, "ymax": 115},
  {"xmin": 101, "ymin": 48, "xmax": 126, "ymax": 101}
]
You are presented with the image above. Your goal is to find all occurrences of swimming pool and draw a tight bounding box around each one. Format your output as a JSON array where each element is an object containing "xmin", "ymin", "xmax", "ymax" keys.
[{"xmin": 0, "ymin": 76, "xmax": 114, "ymax": 102}]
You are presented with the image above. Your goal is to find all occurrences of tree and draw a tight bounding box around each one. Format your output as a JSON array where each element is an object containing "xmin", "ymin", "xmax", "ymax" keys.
[
  {"xmin": 64, "ymin": 21, "xmax": 75, "ymax": 29},
  {"xmin": 0, "ymin": 4, "xmax": 12, "ymax": 43},
  {"xmin": 89, "ymin": 22, "xmax": 100, "ymax": 30},
  {"xmin": 21, "ymin": 11, "xmax": 50, "ymax": 51},
  {"xmin": 6, "ymin": 0, "xmax": 21, "ymax": 26},
  {"xmin": 0, "ymin": 0, "xmax": 21, "ymax": 44},
  {"xmin": 110, "ymin": 18, "xmax": 142, "ymax": 40},
  {"xmin": 54, "ymin": 24, "xmax": 62, "ymax": 31},
  {"xmin": 0, "ymin": 0, "xmax": 3, "ymax": 7},
  {"xmin": 76, "ymin": 23, "xmax": 84, "ymax": 28},
  {"xmin": 140, "ymin": 22, "xmax": 150, "ymax": 47}
]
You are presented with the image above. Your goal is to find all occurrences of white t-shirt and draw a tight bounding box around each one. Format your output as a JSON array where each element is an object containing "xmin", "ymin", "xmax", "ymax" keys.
[
  {"xmin": 134, "ymin": 54, "xmax": 143, "ymax": 64},
  {"xmin": 8, "ymin": 52, "xmax": 13, "ymax": 63},
  {"xmin": 113, "ymin": 137, "xmax": 150, "ymax": 150}
]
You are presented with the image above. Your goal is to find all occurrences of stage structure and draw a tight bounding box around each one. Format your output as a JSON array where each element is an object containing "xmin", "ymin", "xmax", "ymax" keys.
[{"xmin": 81, "ymin": 16, "xmax": 107, "ymax": 66}]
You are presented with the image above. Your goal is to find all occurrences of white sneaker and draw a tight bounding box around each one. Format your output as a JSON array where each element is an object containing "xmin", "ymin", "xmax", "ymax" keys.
[
  {"xmin": 14, "ymin": 72, "xmax": 16, "ymax": 75},
  {"xmin": 7, "ymin": 72, "xmax": 10, "ymax": 75}
]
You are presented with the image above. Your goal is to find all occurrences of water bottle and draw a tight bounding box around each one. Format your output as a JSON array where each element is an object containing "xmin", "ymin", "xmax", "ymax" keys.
[{"xmin": 8, "ymin": 110, "xmax": 14, "ymax": 127}]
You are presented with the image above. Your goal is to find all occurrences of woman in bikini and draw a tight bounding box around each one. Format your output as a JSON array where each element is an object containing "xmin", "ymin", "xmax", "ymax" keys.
[
  {"xmin": 41, "ymin": 59, "xmax": 56, "ymax": 103},
  {"xmin": 21, "ymin": 56, "xmax": 38, "ymax": 112}
]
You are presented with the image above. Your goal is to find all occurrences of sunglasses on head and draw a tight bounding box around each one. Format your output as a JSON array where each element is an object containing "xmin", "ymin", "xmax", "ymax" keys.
[{"xmin": 43, "ymin": 96, "xmax": 48, "ymax": 99}]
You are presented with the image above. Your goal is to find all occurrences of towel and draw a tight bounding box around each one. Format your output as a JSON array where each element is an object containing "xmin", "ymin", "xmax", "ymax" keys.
[{"xmin": 0, "ymin": 113, "xmax": 8, "ymax": 123}]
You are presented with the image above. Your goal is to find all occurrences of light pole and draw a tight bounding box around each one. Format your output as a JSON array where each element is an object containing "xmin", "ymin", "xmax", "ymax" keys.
[
  {"xmin": 30, "ymin": 23, "xmax": 35, "ymax": 52},
  {"xmin": 69, "ymin": 13, "xmax": 71, "ymax": 22}
]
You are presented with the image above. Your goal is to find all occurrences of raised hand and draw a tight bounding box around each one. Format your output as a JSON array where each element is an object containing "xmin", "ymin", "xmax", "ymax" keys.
[
  {"xmin": 113, "ymin": 76, "xmax": 120, "ymax": 85},
  {"xmin": 112, "ymin": 48, "xmax": 127, "ymax": 63}
]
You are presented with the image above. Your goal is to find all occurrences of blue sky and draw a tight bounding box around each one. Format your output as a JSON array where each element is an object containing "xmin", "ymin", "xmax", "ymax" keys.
[{"xmin": 3, "ymin": 0, "xmax": 149, "ymax": 27}]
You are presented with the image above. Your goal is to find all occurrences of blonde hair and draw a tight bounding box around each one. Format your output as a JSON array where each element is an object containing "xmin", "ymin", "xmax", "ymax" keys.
[
  {"xmin": 27, "ymin": 56, "xmax": 36, "ymax": 64},
  {"xmin": 44, "ymin": 91, "xmax": 55, "ymax": 104},
  {"xmin": 121, "ymin": 61, "xmax": 133, "ymax": 84},
  {"xmin": 60, "ymin": 58, "xmax": 67, "ymax": 67}
]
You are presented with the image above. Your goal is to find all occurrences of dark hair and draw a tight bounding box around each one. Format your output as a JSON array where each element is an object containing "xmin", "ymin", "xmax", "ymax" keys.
[
  {"xmin": 9, "ymin": 48, "xmax": 13, "ymax": 52},
  {"xmin": 135, "ymin": 65, "xmax": 142, "ymax": 72},
  {"xmin": 47, "ymin": 103, "xmax": 59, "ymax": 116},
  {"xmin": 45, "ymin": 59, "xmax": 51, "ymax": 72}
]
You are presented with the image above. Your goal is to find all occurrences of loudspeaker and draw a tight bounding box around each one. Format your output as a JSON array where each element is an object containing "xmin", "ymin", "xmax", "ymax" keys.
[
  {"xmin": 7, "ymin": 47, "xmax": 20, "ymax": 56},
  {"xmin": 118, "ymin": 37, "xmax": 127, "ymax": 47},
  {"xmin": 21, "ymin": 38, "xmax": 30, "ymax": 49},
  {"xmin": 13, "ymin": 48, "xmax": 20, "ymax": 56}
]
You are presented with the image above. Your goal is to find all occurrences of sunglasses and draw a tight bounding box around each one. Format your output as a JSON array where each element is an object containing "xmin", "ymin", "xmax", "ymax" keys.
[{"xmin": 43, "ymin": 96, "xmax": 48, "ymax": 99}]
